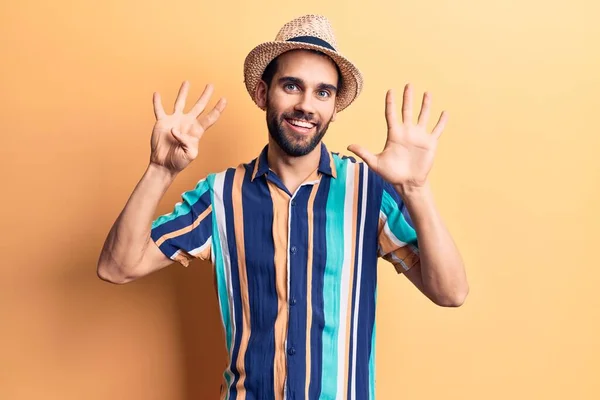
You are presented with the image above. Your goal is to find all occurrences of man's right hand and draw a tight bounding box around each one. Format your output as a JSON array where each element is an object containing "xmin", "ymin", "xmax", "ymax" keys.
[{"xmin": 150, "ymin": 81, "xmax": 227, "ymax": 173}]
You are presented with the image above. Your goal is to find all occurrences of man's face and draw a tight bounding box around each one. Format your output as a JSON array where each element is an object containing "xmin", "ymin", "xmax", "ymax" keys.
[{"xmin": 263, "ymin": 50, "xmax": 339, "ymax": 157}]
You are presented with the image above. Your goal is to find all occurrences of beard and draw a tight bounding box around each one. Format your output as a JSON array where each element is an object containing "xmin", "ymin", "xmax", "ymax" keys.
[{"xmin": 266, "ymin": 98, "xmax": 333, "ymax": 157}]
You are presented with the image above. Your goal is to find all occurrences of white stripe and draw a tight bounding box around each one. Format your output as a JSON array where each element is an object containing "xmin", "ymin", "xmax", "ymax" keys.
[
  {"xmin": 350, "ymin": 165, "xmax": 368, "ymax": 400},
  {"xmin": 213, "ymin": 171, "xmax": 236, "ymax": 395},
  {"xmin": 379, "ymin": 210, "xmax": 408, "ymax": 248},
  {"xmin": 336, "ymin": 163, "xmax": 356, "ymax": 397},
  {"xmin": 388, "ymin": 252, "xmax": 411, "ymax": 271}
]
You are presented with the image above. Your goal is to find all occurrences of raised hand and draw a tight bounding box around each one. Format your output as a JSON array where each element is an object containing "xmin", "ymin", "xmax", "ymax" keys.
[
  {"xmin": 150, "ymin": 81, "xmax": 227, "ymax": 173},
  {"xmin": 347, "ymin": 84, "xmax": 448, "ymax": 188}
]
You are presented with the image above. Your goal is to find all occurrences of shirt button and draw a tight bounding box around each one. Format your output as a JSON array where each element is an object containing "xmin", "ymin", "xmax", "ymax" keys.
[
  {"xmin": 291, "ymin": 246, "xmax": 297, "ymax": 254},
  {"xmin": 291, "ymin": 200, "xmax": 296, "ymax": 206},
  {"xmin": 288, "ymin": 346, "xmax": 296, "ymax": 356},
  {"xmin": 290, "ymin": 298, "xmax": 297, "ymax": 306}
]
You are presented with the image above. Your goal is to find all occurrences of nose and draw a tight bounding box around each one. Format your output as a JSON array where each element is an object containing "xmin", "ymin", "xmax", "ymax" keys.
[{"xmin": 294, "ymin": 91, "xmax": 316, "ymax": 117}]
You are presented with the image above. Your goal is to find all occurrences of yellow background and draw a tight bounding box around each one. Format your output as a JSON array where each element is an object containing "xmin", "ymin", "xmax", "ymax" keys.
[{"xmin": 1, "ymin": 0, "xmax": 598, "ymax": 399}]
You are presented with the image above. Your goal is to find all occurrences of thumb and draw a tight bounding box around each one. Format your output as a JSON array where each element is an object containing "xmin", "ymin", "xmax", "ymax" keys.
[
  {"xmin": 347, "ymin": 144, "xmax": 378, "ymax": 170},
  {"xmin": 171, "ymin": 127, "xmax": 189, "ymax": 149}
]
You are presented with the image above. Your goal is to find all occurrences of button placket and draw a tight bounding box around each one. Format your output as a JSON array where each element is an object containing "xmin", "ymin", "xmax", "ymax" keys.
[{"xmin": 286, "ymin": 184, "xmax": 315, "ymax": 397}]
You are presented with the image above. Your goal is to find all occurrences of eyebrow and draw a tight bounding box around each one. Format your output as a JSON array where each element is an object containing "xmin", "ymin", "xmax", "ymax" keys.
[{"xmin": 278, "ymin": 76, "xmax": 338, "ymax": 93}]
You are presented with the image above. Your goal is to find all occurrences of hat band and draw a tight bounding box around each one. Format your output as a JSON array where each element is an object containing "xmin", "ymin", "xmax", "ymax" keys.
[{"xmin": 286, "ymin": 36, "xmax": 336, "ymax": 52}]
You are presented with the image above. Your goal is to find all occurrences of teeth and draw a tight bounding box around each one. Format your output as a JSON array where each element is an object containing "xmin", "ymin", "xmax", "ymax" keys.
[{"xmin": 288, "ymin": 119, "xmax": 314, "ymax": 129}]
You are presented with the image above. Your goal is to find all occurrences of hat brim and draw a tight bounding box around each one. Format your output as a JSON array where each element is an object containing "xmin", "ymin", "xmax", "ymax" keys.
[{"xmin": 243, "ymin": 41, "xmax": 363, "ymax": 112}]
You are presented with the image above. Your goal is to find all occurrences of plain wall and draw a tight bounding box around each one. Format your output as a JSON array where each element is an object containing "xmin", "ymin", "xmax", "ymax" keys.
[{"xmin": 1, "ymin": 0, "xmax": 599, "ymax": 399}]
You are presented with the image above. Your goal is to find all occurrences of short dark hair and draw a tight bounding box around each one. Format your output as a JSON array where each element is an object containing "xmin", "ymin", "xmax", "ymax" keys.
[{"xmin": 261, "ymin": 49, "xmax": 343, "ymax": 91}]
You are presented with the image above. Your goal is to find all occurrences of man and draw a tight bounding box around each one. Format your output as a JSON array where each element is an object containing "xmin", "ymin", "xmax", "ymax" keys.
[{"xmin": 97, "ymin": 14, "xmax": 468, "ymax": 400}]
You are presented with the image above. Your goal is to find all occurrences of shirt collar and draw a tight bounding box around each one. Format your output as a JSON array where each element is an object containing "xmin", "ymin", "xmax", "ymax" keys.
[{"xmin": 251, "ymin": 142, "xmax": 337, "ymax": 181}]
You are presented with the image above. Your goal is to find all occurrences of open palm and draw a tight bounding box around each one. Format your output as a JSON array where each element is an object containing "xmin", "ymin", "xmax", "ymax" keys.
[
  {"xmin": 348, "ymin": 84, "xmax": 447, "ymax": 188},
  {"xmin": 150, "ymin": 81, "xmax": 227, "ymax": 173}
]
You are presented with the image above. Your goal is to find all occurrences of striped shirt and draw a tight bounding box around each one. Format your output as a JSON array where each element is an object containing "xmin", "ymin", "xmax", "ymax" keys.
[{"xmin": 151, "ymin": 143, "xmax": 420, "ymax": 400}]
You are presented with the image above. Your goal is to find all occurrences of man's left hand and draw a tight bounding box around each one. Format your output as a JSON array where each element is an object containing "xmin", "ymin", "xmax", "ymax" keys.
[{"xmin": 348, "ymin": 83, "xmax": 448, "ymax": 189}]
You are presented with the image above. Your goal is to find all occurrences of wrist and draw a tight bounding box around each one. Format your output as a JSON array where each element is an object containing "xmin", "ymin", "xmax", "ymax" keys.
[
  {"xmin": 394, "ymin": 181, "xmax": 436, "ymax": 223},
  {"xmin": 394, "ymin": 180, "xmax": 432, "ymax": 200},
  {"xmin": 146, "ymin": 162, "xmax": 179, "ymax": 183}
]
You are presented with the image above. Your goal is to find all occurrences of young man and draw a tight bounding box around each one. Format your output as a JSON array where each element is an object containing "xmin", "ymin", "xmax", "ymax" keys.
[{"xmin": 97, "ymin": 14, "xmax": 468, "ymax": 400}]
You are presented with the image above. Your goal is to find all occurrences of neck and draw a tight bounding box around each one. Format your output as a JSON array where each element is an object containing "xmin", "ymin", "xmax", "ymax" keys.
[{"xmin": 267, "ymin": 138, "xmax": 321, "ymax": 194}]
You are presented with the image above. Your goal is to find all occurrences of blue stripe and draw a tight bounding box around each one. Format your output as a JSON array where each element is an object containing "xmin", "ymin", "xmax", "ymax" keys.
[
  {"xmin": 308, "ymin": 175, "xmax": 331, "ymax": 398},
  {"xmin": 151, "ymin": 189, "xmax": 213, "ymax": 259},
  {"xmin": 286, "ymin": 183, "xmax": 312, "ymax": 397},
  {"xmin": 355, "ymin": 168, "xmax": 382, "ymax": 399},
  {"xmin": 222, "ymin": 168, "xmax": 242, "ymax": 399},
  {"xmin": 241, "ymin": 165, "xmax": 277, "ymax": 399}
]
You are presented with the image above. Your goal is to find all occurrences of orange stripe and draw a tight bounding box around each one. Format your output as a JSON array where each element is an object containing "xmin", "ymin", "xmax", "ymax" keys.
[
  {"xmin": 251, "ymin": 155, "xmax": 260, "ymax": 181},
  {"xmin": 304, "ymin": 183, "xmax": 319, "ymax": 398},
  {"xmin": 343, "ymin": 163, "xmax": 360, "ymax": 399},
  {"xmin": 155, "ymin": 205, "xmax": 212, "ymax": 247},
  {"xmin": 267, "ymin": 181, "xmax": 289, "ymax": 400},
  {"xmin": 328, "ymin": 151, "xmax": 337, "ymax": 178},
  {"xmin": 232, "ymin": 166, "xmax": 250, "ymax": 399},
  {"xmin": 378, "ymin": 215, "xmax": 385, "ymax": 235},
  {"xmin": 378, "ymin": 215, "xmax": 401, "ymax": 255},
  {"xmin": 379, "ymin": 212, "xmax": 421, "ymax": 273}
]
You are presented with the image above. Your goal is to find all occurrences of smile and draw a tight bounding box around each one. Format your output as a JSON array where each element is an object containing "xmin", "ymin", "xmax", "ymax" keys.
[{"xmin": 284, "ymin": 118, "xmax": 316, "ymax": 134}]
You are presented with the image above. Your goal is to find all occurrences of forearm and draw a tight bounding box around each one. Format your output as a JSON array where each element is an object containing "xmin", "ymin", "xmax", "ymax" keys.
[
  {"xmin": 97, "ymin": 163, "xmax": 177, "ymax": 280},
  {"xmin": 395, "ymin": 182, "xmax": 469, "ymax": 306}
]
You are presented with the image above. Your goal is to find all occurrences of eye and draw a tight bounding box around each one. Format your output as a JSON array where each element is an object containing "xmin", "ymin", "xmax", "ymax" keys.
[
  {"xmin": 317, "ymin": 90, "xmax": 331, "ymax": 98},
  {"xmin": 284, "ymin": 83, "xmax": 299, "ymax": 91}
]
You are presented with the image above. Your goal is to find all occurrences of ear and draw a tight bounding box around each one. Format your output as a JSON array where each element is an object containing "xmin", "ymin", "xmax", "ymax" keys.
[
  {"xmin": 331, "ymin": 108, "xmax": 337, "ymax": 122},
  {"xmin": 255, "ymin": 80, "xmax": 268, "ymax": 110}
]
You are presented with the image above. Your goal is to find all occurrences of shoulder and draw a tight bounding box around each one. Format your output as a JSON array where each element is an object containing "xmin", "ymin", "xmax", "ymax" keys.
[{"xmin": 202, "ymin": 155, "xmax": 260, "ymax": 188}]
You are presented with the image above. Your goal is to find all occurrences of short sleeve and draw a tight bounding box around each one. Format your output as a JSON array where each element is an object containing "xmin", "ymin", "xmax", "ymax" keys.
[
  {"xmin": 151, "ymin": 178, "xmax": 213, "ymax": 267},
  {"xmin": 378, "ymin": 181, "xmax": 420, "ymax": 274}
]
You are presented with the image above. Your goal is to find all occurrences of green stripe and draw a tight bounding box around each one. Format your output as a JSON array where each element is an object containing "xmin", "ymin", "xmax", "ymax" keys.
[
  {"xmin": 369, "ymin": 288, "xmax": 377, "ymax": 400},
  {"xmin": 380, "ymin": 190, "xmax": 418, "ymax": 244},
  {"xmin": 151, "ymin": 179, "xmax": 211, "ymax": 229},
  {"xmin": 320, "ymin": 155, "xmax": 348, "ymax": 399},
  {"xmin": 206, "ymin": 174, "xmax": 232, "ymax": 397}
]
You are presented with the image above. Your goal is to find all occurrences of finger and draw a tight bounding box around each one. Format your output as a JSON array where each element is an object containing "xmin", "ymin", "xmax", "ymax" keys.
[
  {"xmin": 417, "ymin": 91, "xmax": 431, "ymax": 127},
  {"xmin": 431, "ymin": 111, "xmax": 449, "ymax": 139},
  {"xmin": 198, "ymin": 97, "xmax": 227, "ymax": 131},
  {"xmin": 173, "ymin": 81, "xmax": 190, "ymax": 113},
  {"xmin": 384, "ymin": 89, "xmax": 398, "ymax": 131},
  {"xmin": 402, "ymin": 83, "xmax": 413, "ymax": 124},
  {"xmin": 189, "ymin": 83, "xmax": 215, "ymax": 117},
  {"xmin": 347, "ymin": 144, "xmax": 378, "ymax": 171},
  {"xmin": 171, "ymin": 126, "xmax": 198, "ymax": 150},
  {"xmin": 153, "ymin": 92, "xmax": 166, "ymax": 120}
]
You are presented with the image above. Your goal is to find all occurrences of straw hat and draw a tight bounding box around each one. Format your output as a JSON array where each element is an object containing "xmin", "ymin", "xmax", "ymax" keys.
[{"xmin": 243, "ymin": 14, "xmax": 363, "ymax": 112}]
